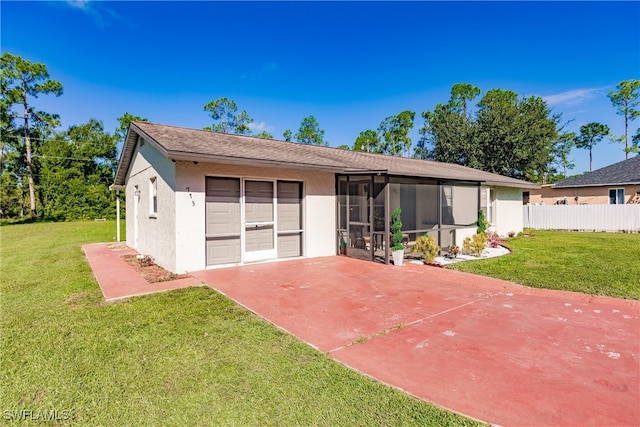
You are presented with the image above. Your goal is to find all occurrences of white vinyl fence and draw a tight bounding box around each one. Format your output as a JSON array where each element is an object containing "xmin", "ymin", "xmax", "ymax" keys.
[{"xmin": 523, "ymin": 204, "xmax": 640, "ymax": 232}]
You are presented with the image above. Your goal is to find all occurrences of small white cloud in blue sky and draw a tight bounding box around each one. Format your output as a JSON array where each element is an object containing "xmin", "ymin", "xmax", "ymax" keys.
[
  {"xmin": 248, "ymin": 121, "xmax": 273, "ymax": 133},
  {"xmin": 542, "ymin": 88, "xmax": 603, "ymax": 107},
  {"xmin": 66, "ymin": 0, "xmax": 90, "ymax": 10}
]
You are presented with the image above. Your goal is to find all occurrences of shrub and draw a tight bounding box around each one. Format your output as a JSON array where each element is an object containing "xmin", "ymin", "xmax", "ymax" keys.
[
  {"xmin": 448, "ymin": 245, "xmax": 460, "ymax": 258},
  {"xmin": 463, "ymin": 233, "xmax": 488, "ymax": 257},
  {"xmin": 476, "ymin": 209, "xmax": 488, "ymax": 235},
  {"xmin": 137, "ymin": 255, "xmax": 155, "ymax": 267},
  {"xmin": 411, "ymin": 234, "xmax": 440, "ymax": 263},
  {"xmin": 390, "ymin": 207, "xmax": 404, "ymax": 251},
  {"xmin": 487, "ymin": 231, "xmax": 502, "ymax": 248}
]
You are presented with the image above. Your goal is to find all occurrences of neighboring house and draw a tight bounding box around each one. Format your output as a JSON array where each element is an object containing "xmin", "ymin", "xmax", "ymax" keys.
[
  {"xmin": 112, "ymin": 122, "xmax": 538, "ymax": 273},
  {"xmin": 527, "ymin": 156, "xmax": 640, "ymax": 205}
]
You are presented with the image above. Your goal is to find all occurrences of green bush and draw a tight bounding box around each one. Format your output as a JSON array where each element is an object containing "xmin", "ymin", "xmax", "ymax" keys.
[
  {"xmin": 476, "ymin": 209, "xmax": 488, "ymax": 235},
  {"xmin": 391, "ymin": 207, "xmax": 404, "ymax": 251},
  {"xmin": 411, "ymin": 234, "xmax": 440, "ymax": 263},
  {"xmin": 463, "ymin": 233, "xmax": 488, "ymax": 257}
]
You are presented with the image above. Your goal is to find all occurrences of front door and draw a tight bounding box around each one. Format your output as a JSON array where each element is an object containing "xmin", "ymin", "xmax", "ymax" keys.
[{"xmin": 244, "ymin": 180, "xmax": 276, "ymax": 262}]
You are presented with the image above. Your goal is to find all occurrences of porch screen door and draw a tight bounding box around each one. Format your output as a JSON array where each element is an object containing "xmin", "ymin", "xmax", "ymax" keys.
[{"xmin": 347, "ymin": 179, "xmax": 372, "ymax": 261}]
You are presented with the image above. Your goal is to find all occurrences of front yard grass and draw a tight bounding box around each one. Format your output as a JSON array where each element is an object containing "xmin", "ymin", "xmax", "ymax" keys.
[
  {"xmin": 0, "ymin": 221, "xmax": 480, "ymax": 426},
  {"xmin": 448, "ymin": 230, "xmax": 640, "ymax": 300}
]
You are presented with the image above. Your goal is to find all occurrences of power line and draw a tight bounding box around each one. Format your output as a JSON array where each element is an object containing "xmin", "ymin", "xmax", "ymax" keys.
[{"xmin": 1, "ymin": 134, "xmax": 121, "ymax": 145}]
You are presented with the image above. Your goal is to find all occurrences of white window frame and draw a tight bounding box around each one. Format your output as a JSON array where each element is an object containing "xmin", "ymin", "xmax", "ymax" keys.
[
  {"xmin": 609, "ymin": 188, "xmax": 624, "ymax": 205},
  {"xmin": 149, "ymin": 177, "xmax": 158, "ymax": 217}
]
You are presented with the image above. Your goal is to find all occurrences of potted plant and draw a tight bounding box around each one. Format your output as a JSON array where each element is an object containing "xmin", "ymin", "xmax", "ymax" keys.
[
  {"xmin": 339, "ymin": 239, "xmax": 347, "ymax": 255},
  {"xmin": 390, "ymin": 207, "xmax": 404, "ymax": 266},
  {"xmin": 411, "ymin": 234, "xmax": 440, "ymax": 264}
]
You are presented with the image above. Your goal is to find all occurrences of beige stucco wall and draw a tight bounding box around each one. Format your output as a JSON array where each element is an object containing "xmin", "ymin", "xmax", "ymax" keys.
[
  {"xmin": 172, "ymin": 161, "xmax": 337, "ymax": 273},
  {"xmin": 528, "ymin": 184, "xmax": 640, "ymax": 205},
  {"xmin": 125, "ymin": 140, "xmax": 177, "ymax": 272}
]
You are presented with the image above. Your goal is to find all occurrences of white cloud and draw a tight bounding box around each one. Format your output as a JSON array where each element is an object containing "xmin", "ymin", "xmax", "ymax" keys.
[
  {"xmin": 542, "ymin": 88, "xmax": 602, "ymax": 107},
  {"xmin": 63, "ymin": 0, "xmax": 122, "ymax": 27},
  {"xmin": 66, "ymin": 0, "xmax": 90, "ymax": 10},
  {"xmin": 248, "ymin": 121, "xmax": 273, "ymax": 132}
]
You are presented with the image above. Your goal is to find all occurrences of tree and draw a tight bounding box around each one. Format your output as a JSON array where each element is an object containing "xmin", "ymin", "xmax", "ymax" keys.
[
  {"xmin": 574, "ymin": 122, "xmax": 610, "ymax": 172},
  {"xmin": 416, "ymin": 84, "xmax": 479, "ymax": 162},
  {"xmin": 420, "ymin": 85, "xmax": 560, "ymax": 181},
  {"xmin": 553, "ymin": 131, "xmax": 576, "ymax": 179},
  {"xmin": 336, "ymin": 144, "xmax": 350, "ymax": 150},
  {"xmin": 116, "ymin": 112, "xmax": 147, "ymax": 142},
  {"xmin": 1, "ymin": 52, "xmax": 63, "ymax": 218},
  {"xmin": 473, "ymin": 90, "xmax": 559, "ymax": 180},
  {"xmin": 255, "ymin": 131, "xmax": 273, "ymax": 139},
  {"xmin": 415, "ymin": 103, "xmax": 477, "ymax": 165},
  {"xmin": 294, "ymin": 116, "xmax": 327, "ymax": 146},
  {"xmin": 282, "ymin": 129, "xmax": 292, "ymax": 141},
  {"xmin": 449, "ymin": 83, "xmax": 481, "ymax": 118},
  {"xmin": 203, "ymin": 97, "xmax": 253, "ymax": 135},
  {"xmin": 608, "ymin": 79, "xmax": 640, "ymax": 159},
  {"xmin": 633, "ymin": 128, "xmax": 640, "ymax": 152},
  {"xmin": 38, "ymin": 119, "xmax": 118, "ymax": 220},
  {"xmin": 353, "ymin": 129, "xmax": 381, "ymax": 153},
  {"xmin": 378, "ymin": 110, "xmax": 415, "ymax": 156}
]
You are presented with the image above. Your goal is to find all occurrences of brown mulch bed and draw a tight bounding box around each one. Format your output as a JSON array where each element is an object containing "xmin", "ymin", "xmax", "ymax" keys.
[{"xmin": 122, "ymin": 254, "xmax": 192, "ymax": 283}]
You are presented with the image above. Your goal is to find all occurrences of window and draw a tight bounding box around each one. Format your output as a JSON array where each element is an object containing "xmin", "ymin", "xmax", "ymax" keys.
[
  {"xmin": 149, "ymin": 177, "xmax": 158, "ymax": 215},
  {"xmin": 609, "ymin": 188, "xmax": 624, "ymax": 205},
  {"xmin": 523, "ymin": 191, "xmax": 530, "ymax": 205}
]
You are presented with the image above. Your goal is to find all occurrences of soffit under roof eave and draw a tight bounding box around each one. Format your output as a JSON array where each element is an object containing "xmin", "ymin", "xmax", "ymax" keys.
[
  {"xmin": 167, "ymin": 151, "xmax": 348, "ymax": 173},
  {"xmin": 483, "ymin": 180, "xmax": 540, "ymax": 189},
  {"xmin": 113, "ymin": 128, "xmax": 141, "ymax": 186}
]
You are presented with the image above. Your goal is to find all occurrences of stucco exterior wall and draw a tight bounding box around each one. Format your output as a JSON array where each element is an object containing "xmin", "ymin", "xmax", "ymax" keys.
[
  {"xmin": 125, "ymin": 140, "xmax": 177, "ymax": 272},
  {"xmin": 528, "ymin": 184, "xmax": 640, "ymax": 205},
  {"xmin": 490, "ymin": 186, "xmax": 523, "ymax": 236},
  {"xmin": 172, "ymin": 161, "xmax": 337, "ymax": 273}
]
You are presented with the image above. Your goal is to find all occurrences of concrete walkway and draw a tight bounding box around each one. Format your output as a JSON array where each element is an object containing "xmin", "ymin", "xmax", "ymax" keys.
[
  {"xmin": 84, "ymin": 245, "xmax": 640, "ymax": 426},
  {"xmin": 82, "ymin": 243, "xmax": 203, "ymax": 300}
]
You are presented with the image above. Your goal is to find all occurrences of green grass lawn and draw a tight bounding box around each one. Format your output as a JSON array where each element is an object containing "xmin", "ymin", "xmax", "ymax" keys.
[
  {"xmin": 1, "ymin": 221, "xmax": 480, "ymax": 426},
  {"xmin": 449, "ymin": 230, "xmax": 640, "ymax": 300}
]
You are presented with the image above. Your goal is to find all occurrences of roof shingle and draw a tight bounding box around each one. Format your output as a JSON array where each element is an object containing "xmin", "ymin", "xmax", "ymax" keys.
[
  {"xmin": 553, "ymin": 155, "xmax": 640, "ymax": 188},
  {"xmin": 114, "ymin": 121, "xmax": 539, "ymax": 189}
]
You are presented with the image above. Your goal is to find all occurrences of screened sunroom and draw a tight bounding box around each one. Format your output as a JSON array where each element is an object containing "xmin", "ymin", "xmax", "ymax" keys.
[{"xmin": 337, "ymin": 173, "xmax": 482, "ymax": 264}]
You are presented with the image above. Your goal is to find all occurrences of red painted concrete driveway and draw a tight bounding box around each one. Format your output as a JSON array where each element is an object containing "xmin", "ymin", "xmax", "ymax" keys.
[{"xmin": 192, "ymin": 257, "xmax": 640, "ymax": 427}]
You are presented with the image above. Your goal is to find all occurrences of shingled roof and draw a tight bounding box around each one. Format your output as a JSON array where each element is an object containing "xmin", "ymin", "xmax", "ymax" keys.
[
  {"xmin": 114, "ymin": 121, "xmax": 539, "ymax": 189},
  {"xmin": 553, "ymin": 155, "xmax": 640, "ymax": 188}
]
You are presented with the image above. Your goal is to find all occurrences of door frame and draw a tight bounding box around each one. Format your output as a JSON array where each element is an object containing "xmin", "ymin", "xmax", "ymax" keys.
[{"xmin": 346, "ymin": 176, "xmax": 374, "ymax": 261}]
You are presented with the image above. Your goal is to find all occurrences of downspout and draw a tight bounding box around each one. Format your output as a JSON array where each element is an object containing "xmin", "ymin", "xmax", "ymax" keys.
[{"xmin": 116, "ymin": 190, "xmax": 121, "ymax": 242}]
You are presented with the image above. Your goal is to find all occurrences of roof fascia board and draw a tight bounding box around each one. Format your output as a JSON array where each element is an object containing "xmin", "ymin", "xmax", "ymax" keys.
[
  {"xmin": 553, "ymin": 181, "xmax": 640, "ymax": 188},
  {"xmin": 113, "ymin": 123, "xmax": 172, "ymax": 186}
]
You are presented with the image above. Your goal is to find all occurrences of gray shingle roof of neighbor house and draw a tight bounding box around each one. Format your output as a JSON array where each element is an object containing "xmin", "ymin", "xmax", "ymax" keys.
[
  {"xmin": 113, "ymin": 121, "xmax": 540, "ymax": 189},
  {"xmin": 553, "ymin": 155, "xmax": 640, "ymax": 188}
]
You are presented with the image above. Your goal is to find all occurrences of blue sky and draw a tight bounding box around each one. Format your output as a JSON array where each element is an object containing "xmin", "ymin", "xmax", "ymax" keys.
[{"xmin": 2, "ymin": 1, "xmax": 639, "ymax": 175}]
